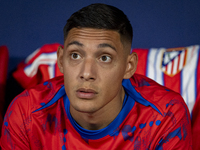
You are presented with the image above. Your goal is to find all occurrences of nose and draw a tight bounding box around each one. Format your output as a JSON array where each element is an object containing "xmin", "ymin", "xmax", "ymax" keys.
[{"xmin": 79, "ymin": 58, "xmax": 96, "ymax": 81}]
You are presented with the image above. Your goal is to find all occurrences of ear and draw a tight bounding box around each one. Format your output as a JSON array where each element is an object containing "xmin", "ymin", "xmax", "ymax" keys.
[
  {"xmin": 123, "ymin": 52, "xmax": 138, "ymax": 79},
  {"xmin": 57, "ymin": 46, "xmax": 64, "ymax": 73}
]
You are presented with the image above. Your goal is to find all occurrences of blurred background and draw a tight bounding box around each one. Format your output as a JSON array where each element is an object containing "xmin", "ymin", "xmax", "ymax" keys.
[{"xmin": 0, "ymin": 0, "xmax": 200, "ymax": 72}]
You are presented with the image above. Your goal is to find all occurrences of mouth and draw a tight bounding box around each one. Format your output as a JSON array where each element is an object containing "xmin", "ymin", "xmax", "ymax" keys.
[{"xmin": 76, "ymin": 88, "xmax": 98, "ymax": 99}]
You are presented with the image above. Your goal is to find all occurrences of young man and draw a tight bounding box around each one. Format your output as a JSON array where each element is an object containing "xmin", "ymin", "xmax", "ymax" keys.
[{"xmin": 0, "ymin": 3, "xmax": 192, "ymax": 149}]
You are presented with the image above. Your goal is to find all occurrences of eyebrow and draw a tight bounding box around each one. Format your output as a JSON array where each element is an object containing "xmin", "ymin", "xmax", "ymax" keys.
[
  {"xmin": 67, "ymin": 41, "xmax": 83, "ymax": 48},
  {"xmin": 97, "ymin": 43, "xmax": 116, "ymax": 51}
]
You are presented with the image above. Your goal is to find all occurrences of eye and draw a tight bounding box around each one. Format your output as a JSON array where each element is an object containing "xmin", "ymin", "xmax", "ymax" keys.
[
  {"xmin": 100, "ymin": 55, "xmax": 112, "ymax": 62},
  {"xmin": 71, "ymin": 53, "xmax": 81, "ymax": 60}
]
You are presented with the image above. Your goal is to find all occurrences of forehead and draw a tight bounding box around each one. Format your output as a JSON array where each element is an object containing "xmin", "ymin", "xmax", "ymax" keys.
[{"xmin": 64, "ymin": 28, "xmax": 123, "ymax": 47}]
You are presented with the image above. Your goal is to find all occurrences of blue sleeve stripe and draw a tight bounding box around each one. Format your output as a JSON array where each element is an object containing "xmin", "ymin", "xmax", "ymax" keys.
[{"xmin": 122, "ymin": 79, "xmax": 163, "ymax": 116}]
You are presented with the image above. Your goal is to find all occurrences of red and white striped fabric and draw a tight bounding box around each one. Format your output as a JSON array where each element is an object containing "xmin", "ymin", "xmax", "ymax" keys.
[
  {"xmin": 132, "ymin": 45, "xmax": 200, "ymax": 114},
  {"xmin": 13, "ymin": 43, "xmax": 63, "ymax": 89}
]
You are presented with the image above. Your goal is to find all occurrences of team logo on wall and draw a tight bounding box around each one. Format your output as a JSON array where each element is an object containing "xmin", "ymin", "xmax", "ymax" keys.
[{"xmin": 161, "ymin": 48, "xmax": 188, "ymax": 76}]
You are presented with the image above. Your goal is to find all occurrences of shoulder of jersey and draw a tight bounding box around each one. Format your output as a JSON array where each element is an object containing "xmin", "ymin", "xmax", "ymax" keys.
[
  {"xmin": 26, "ymin": 76, "xmax": 64, "ymax": 109},
  {"xmin": 131, "ymin": 73, "xmax": 184, "ymax": 114}
]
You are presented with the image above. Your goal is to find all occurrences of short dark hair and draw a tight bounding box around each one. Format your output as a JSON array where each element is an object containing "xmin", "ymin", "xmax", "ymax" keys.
[{"xmin": 63, "ymin": 3, "xmax": 133, "ymax": 46}]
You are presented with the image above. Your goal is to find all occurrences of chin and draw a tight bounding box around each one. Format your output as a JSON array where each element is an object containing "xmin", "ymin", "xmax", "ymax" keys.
[
  {"xmin": 77, "ymin": 106, "xmax": 98, "ymax": 114},
  {"xmin": 74, "ymin": 103, "xmax": 100, "ymax": 114}
]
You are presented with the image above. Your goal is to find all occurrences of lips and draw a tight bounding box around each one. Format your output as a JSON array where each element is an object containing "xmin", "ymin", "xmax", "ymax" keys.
[{"xmin": 76, "ymin": 88, "xmax": 98, "ymax": 99}]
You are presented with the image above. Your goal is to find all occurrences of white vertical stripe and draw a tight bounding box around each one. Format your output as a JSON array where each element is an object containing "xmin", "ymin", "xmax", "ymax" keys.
[
  {"xmin": 172, "ymin": 56, "xmax": 178, "ymax": 75},
  {"xmin": 147, "ymin": 48, "xmax": 157, "ymax": 80},
  {"xmin": 179, "ymin": 51, "xmax": 185, "ymax": 70},
  {"xmin": 155, "ymin": 48, "xmax": 165, "ymax": 85},
  {"xmin": 181, "ymin": 45, "xmax": 199, "ymax": 113},
  {"xmin": 186, "ymin": 48, "xmax": 192, "ymax": 64},
  {"xmin": 147, "ymin": 48, "xmax": 164, "ymax": 85},
  {"xmin": 48, "ymin": 65, "xmax": 54, "ymax": 79},
  {"xmin": 167, "ymin": 61, "xmax": 172, "ymax": 75}
]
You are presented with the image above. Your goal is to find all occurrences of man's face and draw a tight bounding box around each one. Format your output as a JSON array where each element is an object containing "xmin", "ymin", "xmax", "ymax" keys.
[{"xmin": 57, "ymin": 28, "xmax": 133, "ymax": 114}]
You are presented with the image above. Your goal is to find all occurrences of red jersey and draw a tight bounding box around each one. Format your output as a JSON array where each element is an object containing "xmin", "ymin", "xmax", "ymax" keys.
[{"xmin": 1, "ymin": 74, "xmax": 192, "ymax": 149}]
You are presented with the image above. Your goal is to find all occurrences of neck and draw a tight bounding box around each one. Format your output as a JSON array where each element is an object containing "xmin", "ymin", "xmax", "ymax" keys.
[{"xmin": 70, "ymin": 87, "xmax": 125, "ymax": 130}]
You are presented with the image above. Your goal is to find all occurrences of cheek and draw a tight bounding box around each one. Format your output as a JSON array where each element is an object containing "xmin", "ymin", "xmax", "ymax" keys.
[
  {"xmin": 63, "ymin": 62, "xmax": 79, "ymax": 78},
  {"xmin": 101, "ymin": 69, "xmax": 124, "ymax": 92},
  {"xmin": 101, "ymin": 77, "xmax": 123, "ymax": 104},
  {"xmin": 102, "ymin": 64, "xmax": 126, "ymax": 91},
  {"xmin": 62, "ymin": 66, "xmax": 78, "ymax": 93},
  {"xmin": 102, "ymin": 63, "xmax": 126, "ymax": 81}
]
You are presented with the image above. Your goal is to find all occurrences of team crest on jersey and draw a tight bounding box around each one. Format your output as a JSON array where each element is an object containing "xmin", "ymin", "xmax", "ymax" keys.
[{"xmin": 161, "ymin": 48, "xmax": 188, "ymax": 76}]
